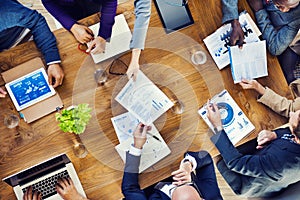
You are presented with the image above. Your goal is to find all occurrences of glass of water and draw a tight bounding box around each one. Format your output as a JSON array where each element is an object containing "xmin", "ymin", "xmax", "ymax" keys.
[
  {"xmin": 4, "ymin": 114, "xmax": 20, "ymax": 129},
  {"xmin": 94, "ymin": 69, "xmax": 108, "ymax": 85}
]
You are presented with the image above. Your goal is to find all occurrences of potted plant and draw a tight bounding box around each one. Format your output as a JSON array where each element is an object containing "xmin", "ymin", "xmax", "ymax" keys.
[
  {"xmin": 55, "ymin": 103, "xmax": 92, "ymax": 135},
  {"xmin": 55, "ymin": 103, "xmax": 92, "ymax": 158}
]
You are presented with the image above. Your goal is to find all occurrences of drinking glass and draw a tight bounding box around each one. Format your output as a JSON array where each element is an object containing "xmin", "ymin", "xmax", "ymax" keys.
[
  {"xmin": 4, "ymin": 114, "xmax": 20, "ymax": 129},
  {"xmin": 191, "ymin": 50, "xmax": 207, "ymax": 65},
  {"xmin": 73, "ymin": 142, "xmax": 88, "ymax": 158},
  {"xmin": 171, "ymin": 99, "xmax": 184, "ymax": 114},
  {"xmin": 94, "ymin": 69, "xmax": 108, "ymax": 85}
]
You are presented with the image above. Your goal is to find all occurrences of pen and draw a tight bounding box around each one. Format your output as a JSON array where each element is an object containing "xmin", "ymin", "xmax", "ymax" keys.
[{"xmin": 147, "ymin": 132, "xmax": 162, "ymax": 142}]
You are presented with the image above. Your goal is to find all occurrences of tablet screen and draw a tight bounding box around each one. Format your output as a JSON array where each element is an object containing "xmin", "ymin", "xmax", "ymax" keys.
[
  {"xmin": 5, "ymin": 68, "xmax": 56, "ymax": 111},
  {"xmin": 154, "ymin": 0, "xmax": 194, "ymax": 33}
]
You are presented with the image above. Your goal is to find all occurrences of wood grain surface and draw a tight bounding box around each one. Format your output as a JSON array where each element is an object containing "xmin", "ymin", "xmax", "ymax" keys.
[{"xmin": 0, "ymin": 0, "xmax": 291, "ymax": 199}]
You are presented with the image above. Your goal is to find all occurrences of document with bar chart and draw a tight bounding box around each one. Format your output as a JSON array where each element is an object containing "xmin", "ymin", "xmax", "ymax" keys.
[{"xmin": 115, "ymin": 70, "xmax": 174, "ymax": 125}]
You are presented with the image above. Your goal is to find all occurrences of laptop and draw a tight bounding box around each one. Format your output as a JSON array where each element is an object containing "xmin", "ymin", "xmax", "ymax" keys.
[
  {"xmin": 87, "ymin": 14, "xmax": 132, "ymax": 63},
  {"xmin": 5, "ymin": 68, "xmax": 56, "ymax": 111},
  {"xmin": 2, "ymin": 154, "xmax": 86, "ymax": 200}
]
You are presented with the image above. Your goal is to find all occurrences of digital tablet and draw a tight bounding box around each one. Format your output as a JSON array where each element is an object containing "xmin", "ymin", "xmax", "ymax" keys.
[
  {"xmin": 5, "ymin": 68, "xmax": 56, "ymax": 111},
  {"xmin": 153, "ymin": 0, "xmax": 194, "ymax": 33}
]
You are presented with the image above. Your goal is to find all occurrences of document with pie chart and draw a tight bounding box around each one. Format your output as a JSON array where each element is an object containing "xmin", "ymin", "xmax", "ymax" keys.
[{"xmin": 198, "ymin": 90, "xmax": 255, "ymax": 145}]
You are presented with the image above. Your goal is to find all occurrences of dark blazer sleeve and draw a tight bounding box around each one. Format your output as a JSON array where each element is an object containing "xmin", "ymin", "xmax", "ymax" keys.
[
  {"xmin": 121, "ymin": 152, "xmax": 147, "ymax": 200},
  {"xmin": 186, "ymin": 151, "xmax": 223, "ymax": 200},
  {"xmin": 211, "ymin": 130, "xmax": 282, "ymax": 181}
]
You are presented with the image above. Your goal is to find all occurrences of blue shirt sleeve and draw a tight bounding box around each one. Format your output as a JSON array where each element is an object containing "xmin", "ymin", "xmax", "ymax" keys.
[
  {"xmin": 130, "ymin": 0, "xmax": 151, "ymax": 49},
  {"xmin": 255, "ymin": 8, "xmax": 300, "ymax": 55},
  {"xmin": 221, "ymin": 0, "xmax": 239, "ymax": 24},
  {"xmin": 0, "ymin": 0, "xmax": 60, "ymax": 64}
]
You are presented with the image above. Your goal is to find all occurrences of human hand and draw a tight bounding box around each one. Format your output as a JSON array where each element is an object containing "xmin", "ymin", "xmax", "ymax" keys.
[
  {"xmin": 206, "ymin": 100, "xmax": 222, "ymax": 128},
  {"xmin": 23, "ymin": 186, "xmax": 42, "ymax": 200},
  {"xmin": 230, "ymin": 19, "xmax": 245, "ymax": 47},
  {"xmin": 171, "ymin": 161, "xmax": 192, "ymax": 185},
  {"xmin": 247, "ymin": 0, "xmax": 264, "ymax": 12},
  {"xmin": 86, "ymin": 36, "xmax": 106, "ymax": 54},
  {"xmin": 239, "ymin": 79, "xmax": 266, "ymax": 95},
  {"xmin": 47, "ymin": 64, "xmax": 64, "ymax": 88},
  {"xmin": 289, "ymin": 110, "xmax": 300, "ymax": 133},
  {"xmin": 126, "ymin": 49, "xmax": 141, "ymax": 81},
  {"xmin": 0, "ymin": 87, "xmax": 7, "ymax": 98},
  {"xmin": 133, "ymin": 123, "xmax": 151, "ymax": 149},
  {"xmin": 56, "ymin": 178, "xmax": 87, "ymax": 200},
  {"xmin": 70, "ymin": 24, "xmax": 94, "ymax": 44},
  {"xmin": 256, "ymin": 130, "xmax": 277, "ymax": 149}
]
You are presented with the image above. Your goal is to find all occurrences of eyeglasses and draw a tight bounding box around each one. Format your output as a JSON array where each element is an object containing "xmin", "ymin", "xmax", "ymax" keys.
[
  {"xmin": 168, "ymin": 181, "xmax": 203, "ymax": 198},
  {"xmin": 162, "ymin": 0, "xmax": 188, "ymax": 7},
  {"xmin": 108, "ymin": 58, "xmax": 128, "ymax": 75}
]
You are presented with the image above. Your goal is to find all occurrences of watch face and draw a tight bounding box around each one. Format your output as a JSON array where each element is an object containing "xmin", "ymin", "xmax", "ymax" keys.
[{"xmin": 217, "ymin": 102, "xmax": 234, "ymax": 126}]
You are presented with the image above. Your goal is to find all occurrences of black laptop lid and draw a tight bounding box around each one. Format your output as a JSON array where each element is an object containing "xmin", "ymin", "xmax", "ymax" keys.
[{"xmin": 3, "ymin": 154, "xmax": 70, "ymax": 187}]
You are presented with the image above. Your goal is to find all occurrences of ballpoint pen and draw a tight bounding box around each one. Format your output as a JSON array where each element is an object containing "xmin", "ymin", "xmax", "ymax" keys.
[{"xmin": 147, "ymin": 132, "xmax": 162, "ymax": 142}]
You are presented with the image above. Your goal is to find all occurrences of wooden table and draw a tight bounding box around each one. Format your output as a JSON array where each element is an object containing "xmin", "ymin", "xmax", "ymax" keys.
[{"xmin": 0, "ymin": 0, "xmax": 291, "ymax": 199}]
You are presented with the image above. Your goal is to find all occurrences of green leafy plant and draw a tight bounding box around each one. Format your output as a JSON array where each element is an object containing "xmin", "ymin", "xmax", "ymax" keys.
[{"xmin": 55, "ymin": 103, "xmax": 92, "ymax": 134}]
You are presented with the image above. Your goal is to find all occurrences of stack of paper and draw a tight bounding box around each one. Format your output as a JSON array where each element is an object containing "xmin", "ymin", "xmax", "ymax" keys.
[
  {"xmin": 112, "ymin": 71, "xmax": 173, "ymax": 172},
  {"xmin": 204, "ymin": 11, "xmax": 261, "ymax": 70},
  {"xmin": 112, "ymin": 112, "xmax": 171, "ymax": 173}
]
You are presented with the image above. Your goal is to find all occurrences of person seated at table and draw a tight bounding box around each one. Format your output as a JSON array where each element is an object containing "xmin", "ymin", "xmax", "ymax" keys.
[
  {"xmin": 42, "ymin": 0, "xmax": 117, "ymax": 54},
  {"xmin": 206, "ymin": 100, "xmax": 300, "ymax": 198},
  {"xmin": 125, "ymin": 0, "xmax": 151, "ymax": 81},
  {"xmin": 223, "ymin": 0, "xmax": 300, "ymax": 84},
  {"xmin": 23, "ymin": 178, "xmax": 89, "ymax": 200},
  {"xmin": 121, "ymin": 123, "xmax": 223, "ymax": 200},
  {"xmin": 0, "ymin": 0, "xmax": 64, "ymax": 99},
  {"xmin": 247, "ymin": 0, "xmax": 300, "ymax": 84},
  {"xmin": 240, "ymin": 79, "xmax": 300, "ymax": 118}
]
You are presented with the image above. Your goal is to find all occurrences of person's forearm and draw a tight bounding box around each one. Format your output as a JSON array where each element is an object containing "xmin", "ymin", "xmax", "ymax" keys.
[
  {"xmin": 131, "ymin": 49, "xmax": 141, "ymax": 63},
  {"xmin": 258, "ymin": 87, "xmax": 300, "ymax": 118},
  {"xmin": 98, "ymin": 0, "xmax": 117, "ymax": 39}
]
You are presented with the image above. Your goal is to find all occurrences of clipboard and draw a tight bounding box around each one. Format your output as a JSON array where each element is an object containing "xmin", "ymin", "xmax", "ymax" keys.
[{"xmin": 1, "ymin": 58, "xmax": 63, "ymax": 123}]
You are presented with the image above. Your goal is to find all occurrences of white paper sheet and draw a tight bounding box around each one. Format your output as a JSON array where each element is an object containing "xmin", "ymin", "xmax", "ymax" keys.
[{"xmin": 115, "ymin": 70, "xmax": 174, "ymax": 125}]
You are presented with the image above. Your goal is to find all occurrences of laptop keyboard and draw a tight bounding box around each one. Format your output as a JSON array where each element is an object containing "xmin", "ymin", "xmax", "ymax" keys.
[{"xmin": 22, "ymin": 170, "xmax": 70, "ymax": 199}]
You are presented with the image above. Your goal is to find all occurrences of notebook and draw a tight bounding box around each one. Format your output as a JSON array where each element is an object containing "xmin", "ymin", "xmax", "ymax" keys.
[
  {"xmin": 1, "ymin": 58, "xmax": 63, "ymax": 123},
  {"xmin": 5, "ymin": 68, "xmax": 56, "ymax": 111},
  {"xmin": 198, "ymin": 90, "xmax": 255, "ymax": 145},
  {"xmin": 2, "ymin": 154, "xmax": 86, "ymax": 200},
  {"xmin": 87, "ymin": 14, "xmax": 132, "ymax": 63}
]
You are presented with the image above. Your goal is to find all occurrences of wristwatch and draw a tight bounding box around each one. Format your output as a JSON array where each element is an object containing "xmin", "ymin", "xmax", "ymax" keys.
[{"xmin": 214, "ymin": 125, "xmax": 223, "ymax": 134}]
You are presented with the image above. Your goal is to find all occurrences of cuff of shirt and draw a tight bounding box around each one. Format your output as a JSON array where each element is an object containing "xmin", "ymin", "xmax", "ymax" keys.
[
  {"xmin": 47, "ymin": 60, "xmax": 61, "ymax": 65},
  {"xmin": 181, "ymin": 154, "xmax": 197, "ymax": 171},
  {"xmin": 129, "ymin": 144, "xmax": 142, "ymax": 156}
]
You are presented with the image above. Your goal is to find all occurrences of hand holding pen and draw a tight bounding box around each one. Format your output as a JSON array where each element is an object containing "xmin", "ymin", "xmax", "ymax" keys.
[{"xmin": 133, "ymin": 123, "xmax": 151, "ymax": 149}]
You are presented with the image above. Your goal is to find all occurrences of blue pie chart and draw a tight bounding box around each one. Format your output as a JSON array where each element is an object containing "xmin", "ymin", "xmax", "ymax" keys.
[{"xmin": 217, "ymin": 102, "xmax": 234, "ymax": 126}]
